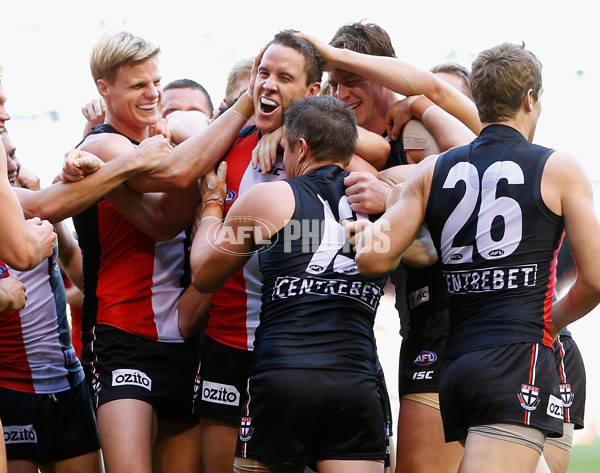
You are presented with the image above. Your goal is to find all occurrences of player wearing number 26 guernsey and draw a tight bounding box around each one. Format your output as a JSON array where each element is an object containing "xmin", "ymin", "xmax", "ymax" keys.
[
  {"xmin": 351, "ymin": 41, "xmax": 600, "ymax": 473},
  {"xmin": 426, "ymin": 124, "xmax": 562, "ymax": 358}
]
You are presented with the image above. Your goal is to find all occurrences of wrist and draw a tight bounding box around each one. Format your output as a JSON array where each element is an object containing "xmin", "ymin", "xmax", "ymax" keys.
[
  {"xmin": 201, "ymin": 200, "xmax": 224, "ymax": 220},
  {"xmin": 383, "ymin": 187, "xmax": 392, "ymax": 212},
  {"xmin": 232, "ymin": 91, "xmax": 254, "ymax": 121},
  {"xmin": 421, "ymin": 105, "xmax": 440, "ymax": 123},
  {"xmin": 409, "ymin": 95, "xmax": 435, "ymax": 120},
  {"xmin": 405, "ymin": 94, "xmax": 423, "ymax": 110}
]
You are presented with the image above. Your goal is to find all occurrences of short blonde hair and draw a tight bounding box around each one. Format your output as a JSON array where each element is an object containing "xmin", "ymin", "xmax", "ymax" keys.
[
  {"xmin": 224, "ymin": 57, "xmax": 253, "ymax": 104},
  {"xmin": 90, "ymin": 31, "xmax": 160, "ymax": 84}
]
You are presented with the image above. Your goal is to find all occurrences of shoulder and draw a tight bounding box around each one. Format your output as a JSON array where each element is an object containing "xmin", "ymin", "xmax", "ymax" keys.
[
  {"xmin": 229, "ymin": 181, "xmax": 294, "ymax": 235},
  {"xmin": 235, "ymin": 181, "xmax": 293, "ymax": 213},
  {"xmin": 79, "ymin": 132, "xmax": 135, "ymax": 162},
  {"xmin": 542, "ymin": 150, "xmax": 591, "ymax": 216}
]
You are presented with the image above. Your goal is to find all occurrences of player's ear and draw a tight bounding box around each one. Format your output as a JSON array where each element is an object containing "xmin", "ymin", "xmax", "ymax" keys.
[
  {"xmin": 523, "ymin": 88, "xmax": 535, "ymax": 113},
  {"xmin": 298, "ymin": 138, "xmax": 309, "ymax": 161},
  {"xmin": 97, "ymin": 79, "xmax": 110, "ymax": 98}
]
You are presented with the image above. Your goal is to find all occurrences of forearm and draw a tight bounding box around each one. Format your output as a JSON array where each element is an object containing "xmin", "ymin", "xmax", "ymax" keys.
[
  {"xmin": 335, "ymin": 49, "xmax": 480, "ymax": 135},
  {"xmin": 377, "ymin": 166, "xmax": 416, "ymax": 189},
  {"xmin": 106, "ymin": 185, "xmax": 199, "ymax": 241},
  {"xmin": 410, "ymin": 96, "xmax": 476, "ymax": 150},
  {"xmin": 178, "ymin": 285, "xmax": 212, "ymax": 339},
  {"xmin": 126, "ymin": 93, "xmax": 254, "ymax": 192},
  {"xmin": 0, "ymin": 191, "xmax": 45, "ymax": 270},
  {"xmin": 401, "ymin": 225, "xmax": 438, "ymax": 268},
  {"xmin": 17, "ymin": 154, "xmax": 145, "ymax": 223},
  {"xmin": 56, "ymin": 220, "xmax": 83, "ymax": 290},
  {"xmin": 355, "ymin": 183, "xmax": 425, "ymax": 276},
  {"xmin": 190, "ymin": 201, "xmax": 253, "ymax": 292},
  {"xmin": 551, "ymin": 279, "xmax": 600, "ymax": 339},
  {"xmin": 355, "ymin": 127, "xmax": 390, "ymax": 171}
]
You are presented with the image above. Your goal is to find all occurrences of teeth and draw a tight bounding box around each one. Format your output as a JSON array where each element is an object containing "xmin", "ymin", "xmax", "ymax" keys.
[
  {"xmin": 260, "ymin": 97, "xmax": 278, "ymax": 107},
  {"xmin": 138, "ymin": 104, "xmax": 156, "ymax": 111},
  {"xmin": 347, "ymin": 102, "xmax": 359, "ymax": 110}
]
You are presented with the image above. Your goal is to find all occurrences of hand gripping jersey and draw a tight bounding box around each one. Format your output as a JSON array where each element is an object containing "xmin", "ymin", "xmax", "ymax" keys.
[
  {"xmin": 425, "ymin": 124, "xmax": 563, "ymax": 358},
  {"xmin": 73, "ymin": 124, "xmax": 188, "ymax": 344},
  {"xmin": 0, "ymin": 249, "xmax": 84, "ymax": 394},
  {"xmin": 204, "ymin": 126, "xmax": 287, "ymax": 351},
  {"xmin": 252, "ymin": 164, "xmax": 388, "ymax": 375}
]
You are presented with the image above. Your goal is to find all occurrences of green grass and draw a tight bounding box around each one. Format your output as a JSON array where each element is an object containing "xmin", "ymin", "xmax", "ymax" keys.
[{"xmin": 569, "ymin": 440, "xmax": 600, "ymax": 473}]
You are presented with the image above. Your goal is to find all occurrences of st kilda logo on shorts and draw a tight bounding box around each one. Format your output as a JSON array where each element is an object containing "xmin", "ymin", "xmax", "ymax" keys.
[
  {"xmin": 239, "ymin": 416, "xmax": 254, "ymax": 442},
  {"xmin": 518, "ymin": 384, "xmax": 541, "ymax": 411},
  {"xmin": 559, "ymin": 384, "xmax": 574, "ymax": 408}
]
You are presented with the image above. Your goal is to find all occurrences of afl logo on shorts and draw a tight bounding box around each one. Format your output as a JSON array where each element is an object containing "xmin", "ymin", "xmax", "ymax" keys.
[
  {"xmin": 112, "ymin": 369, "xmax": 152, "ymax": 391},
  {"xmin": 518, "ymin": 384, "xmax": 541, "ymax": 411},
  {"xmin": 239, "ymin": 416, "xmax": 254, "ymax": 442},
  {"xmin": 413, "ymin": 351, "xmax": 437, "ymax": 366},
  {"xmin": 0, "ymin": 267, "xmax": 6, "ymax": 278}
]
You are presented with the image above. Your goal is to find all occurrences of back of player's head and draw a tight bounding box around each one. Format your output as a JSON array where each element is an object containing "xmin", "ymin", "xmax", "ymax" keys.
[
  {"xmin": 329, "ymin": 21, "xmax": 396, "ymax": 58},
  {"xmin": 470, "ymin": 42, "xmax": 542, "ymax": 123},
  {"xmin": 284, "ymin": 96, "xmax": 357, "ymax": 166}
]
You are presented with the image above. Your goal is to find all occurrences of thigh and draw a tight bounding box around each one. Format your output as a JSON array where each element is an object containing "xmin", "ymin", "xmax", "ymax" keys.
[
  {"xmin": 200, "ymin": 418, "xmax": 239, "ymax": 473},
  {"xmin": 40, "ymin": 450, "xmax": 103, "ymax": 473},
  {"xmin": 97, "ymin": 398, "xmax": 155, "ymax": 473},
  {"xmin": 462, "ymin": 430, "xmax": 541, "ymax": 473},
  {"xmin": 395, "ymin": 398, "xmax": 463, "ymax": 473},
  {"xmin": 153, "ymin": 418, "xmax": 202, "ymax": 473}
]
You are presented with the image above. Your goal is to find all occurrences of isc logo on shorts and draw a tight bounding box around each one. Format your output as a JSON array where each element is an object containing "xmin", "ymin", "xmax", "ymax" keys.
[
  {"xmin": 409, "ymin": 286, "xmax": 429, "ymax": 309},
  {"xmin": 3, "ymin": 424, "xmax": 38, "ymax": 444},
  {"xmin": 201, "ymin": 381, "xmax": 240, "ymax": 406},
  {"xmin": 112, "ymin": 369, "xmax": 152, "ymax": 391}
]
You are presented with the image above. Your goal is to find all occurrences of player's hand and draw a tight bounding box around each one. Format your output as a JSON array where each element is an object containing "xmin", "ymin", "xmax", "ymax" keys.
[
  {"xmin": 386, "ymin": 97, "xmax": 414, "ymax": 141},
  {"xmin": 342, "ymin": 218, "xmax": 373, "ymax": 253},
  {"xmin": 130, "ymin": 135, "xmax": 173, "ymax": 175},
  {"xmin": 252, "ymin": 127, "xmax": 282, "ymax": 174},
  {"xmin": 17, "ymin": 166, "xmax": 41, "ymax": 190},
  {"xmin": 148, "ymin": 117, "xmax": 171, "ymax": 142},
  {"xmin": 294, "ymin": 32, "xmax": 341, "ymax": 71},
  {"xmin": 247, "ymin": 46, "xmax": 267, "ymax": 103},
  {"xmin": 57, "ymin": 149, "xmax": 103, "ymax": 183},
  {"xmin": 81, "ymin": 97, "xmax": 106, "ymax": 129},
  {"xmin": 166, "ymin": 110, "xmax": 211, "ymax": 145},
  {"xmin": 200, "ymin": 161, "xmax": 227, "ymax": 206},
  {"xmin": 344, "ymin": 172, "xmax": 392, "ymax": 214},
  {"xmin": 26, "ymin": 217, "xmax": 57, "ymax": 260},
  {"xmin": 0, "ymin": 275, "xmax": 27, "ymax": 311}
]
